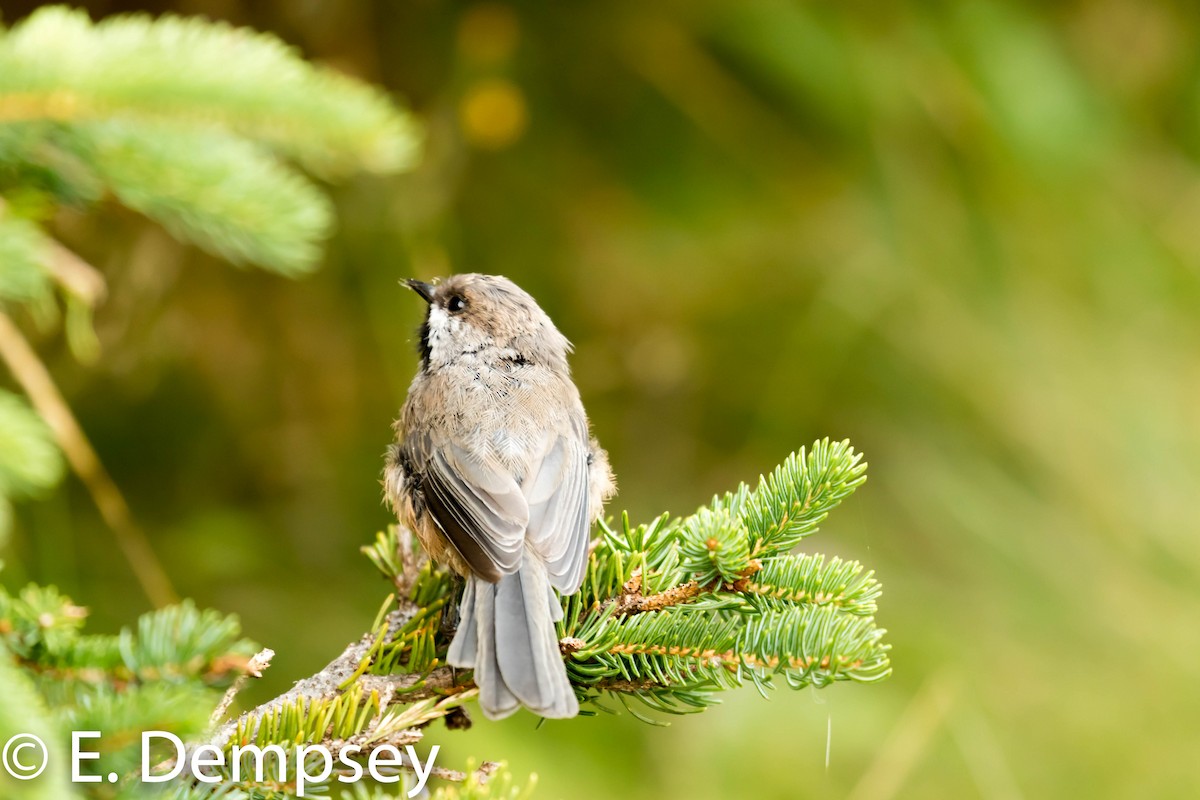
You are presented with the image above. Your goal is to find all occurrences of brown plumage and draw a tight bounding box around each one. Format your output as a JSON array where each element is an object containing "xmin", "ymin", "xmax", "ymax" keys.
[{"xmin": 383, "ymin": 274, "xmax": 615, "ymax": 719}]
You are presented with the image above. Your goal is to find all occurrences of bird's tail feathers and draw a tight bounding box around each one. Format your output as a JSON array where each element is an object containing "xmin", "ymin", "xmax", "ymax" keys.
[{"xmin": 447, "ymin": 551, "xmax": 577, "ymax": 720}]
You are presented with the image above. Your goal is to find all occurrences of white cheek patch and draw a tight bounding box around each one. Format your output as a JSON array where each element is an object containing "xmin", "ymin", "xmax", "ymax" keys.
[
  {"xmin": 426, "ymin": 306, "xmax": 450, "ymax": 362},
  {"xmin": 425, "ymin": 306, "xmax": 492, "ymax": 364}
]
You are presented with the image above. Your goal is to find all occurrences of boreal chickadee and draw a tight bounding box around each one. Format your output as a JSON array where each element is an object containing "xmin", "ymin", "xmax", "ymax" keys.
[{"xmin": 384, "ymin": 274, "xmax": 615, "ymax": 719}]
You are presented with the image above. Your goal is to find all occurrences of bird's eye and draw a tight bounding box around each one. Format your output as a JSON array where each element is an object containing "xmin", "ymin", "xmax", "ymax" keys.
[{"xmin": 447, "ymin": 295, "xmax": 467, "ymax": 313}]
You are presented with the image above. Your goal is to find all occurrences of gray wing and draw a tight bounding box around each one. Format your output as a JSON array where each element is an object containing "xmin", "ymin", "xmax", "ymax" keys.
[
  {"xmin": 411, "ymin": 433, "xmax": 528, "ymax": 582},
  {"xmin": 522, "ymin": 424, "xmax": 592, "ymax": 593}
]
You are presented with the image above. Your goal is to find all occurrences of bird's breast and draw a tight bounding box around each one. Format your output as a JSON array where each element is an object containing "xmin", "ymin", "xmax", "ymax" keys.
[{"xmin": 406, "ymin": 361, "xmax": 578, "ymax": 476}]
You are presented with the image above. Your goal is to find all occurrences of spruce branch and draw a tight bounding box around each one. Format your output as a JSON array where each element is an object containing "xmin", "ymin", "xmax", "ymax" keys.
[
  {"xmin": 0, "ymin": 7, "xmax": 419, "ymax": 178},
  {"xmin": 0, "ymin": 584, "xmax": 263, "ymax": 796},
  {"xmin": 67, "ymin": 120, "xmax": 334, "ymax": 276},
  {"xmin": 3, "ymin": 441, "xmax": 890, "ymax": 797},
  {"xmin": 203, "ymin": 601, "xmax": 472, "ymax": 754},
  {"xmin": 184, "ymin": 437, "xmax": 887, "ymax": 790},
  {"xmin": 353, "ymin": 441, "xmax": 889, "ymax": 718},
  {"xmin": 187, "ymin": 599, "xmax": 498, "ymax": 794},
  {"xmin": 743, "ymin": 553, "xmax": 881, "ymax": 615},
  {"xmin": 0, "ymin": 591, "xmax": 256, "ymax": 690},
  {"xmin": 0, "ymin": 6, "xmax": 420, "ymax": 279},
  {"xmin": 713, "ymin": 438, "xmax": 869, "ymax": 555}
]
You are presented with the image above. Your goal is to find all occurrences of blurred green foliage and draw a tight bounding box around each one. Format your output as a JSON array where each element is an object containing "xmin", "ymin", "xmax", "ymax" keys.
[{"xmin": 3, "ymin": 0, "xmax": 1200, "ymax": 797}]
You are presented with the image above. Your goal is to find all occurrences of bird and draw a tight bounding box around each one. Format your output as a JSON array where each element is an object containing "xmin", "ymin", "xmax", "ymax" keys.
[{"xmin": 383, "ymin": 274, "xmax": 615, "ymax": 720}]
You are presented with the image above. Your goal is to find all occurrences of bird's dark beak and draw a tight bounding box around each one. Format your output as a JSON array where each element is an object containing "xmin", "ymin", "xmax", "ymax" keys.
[{"xmin": 405, "ymin": 279, "xmax": 436, "ymax": 304}]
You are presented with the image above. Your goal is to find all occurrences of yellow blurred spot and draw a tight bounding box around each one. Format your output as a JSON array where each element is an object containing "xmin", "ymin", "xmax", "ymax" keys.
[
  {"xmin": 458, "ymin": 3, "xmax": 520, "ymax": 64},
  {"xmin": 459, "ymin": 78, "xmax": 528, "ymax": 150}
]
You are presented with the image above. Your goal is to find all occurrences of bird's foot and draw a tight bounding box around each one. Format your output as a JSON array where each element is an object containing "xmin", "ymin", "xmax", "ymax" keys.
[
  {"xmin": 439, "ymin": 574, "xmax": 465, "ymax": 640},
  {"xmin": 444, "ymin": 704, "xmax": 472, "ymax": 730}
]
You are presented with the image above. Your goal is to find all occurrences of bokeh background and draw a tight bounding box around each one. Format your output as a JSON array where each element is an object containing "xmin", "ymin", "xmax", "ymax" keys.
[{"xmin": 4, "ymin": 0, "xmax": 1200, "ymax": 797}]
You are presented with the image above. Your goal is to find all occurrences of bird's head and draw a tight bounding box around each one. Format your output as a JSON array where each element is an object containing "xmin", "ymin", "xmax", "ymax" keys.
[{"xmin": 406, "ymin": 274, "xmax": 572, "ymax": 372}]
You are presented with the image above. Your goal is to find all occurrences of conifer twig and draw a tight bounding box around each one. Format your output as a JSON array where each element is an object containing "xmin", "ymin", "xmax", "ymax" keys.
[
  {"xmin": 205, "ymin": 603, "xmax": 454, "ymax": 750},
  {"xmin": 209, "ymin": 648, "xmax": 275, "ymax": 726},
  {"xmin": 196, "ymin": 608, "xmax": 499, "ymax": 787},
  {"xmin": 609, "ymin": 561, "xmax": 762, "ymax": 615},
  {"xmin": 42, "ymin": 237, "xmax": 108, "ymax": 306}
]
